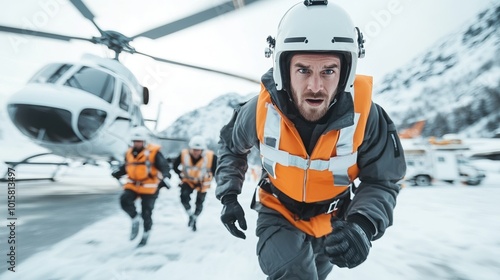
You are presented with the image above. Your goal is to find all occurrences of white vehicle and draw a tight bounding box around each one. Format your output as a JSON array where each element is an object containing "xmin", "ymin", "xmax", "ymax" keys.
[{"xmin": 402, "ymin": 139, "xmax": 485, "ymax": 186}]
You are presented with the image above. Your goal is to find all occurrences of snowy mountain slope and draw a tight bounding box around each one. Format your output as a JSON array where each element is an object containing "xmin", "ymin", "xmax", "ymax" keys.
[
  {"xmin": 160, "ymin": 92, "xmax": 256, "ymax": 150},
  {"xmin": 374, "ymin": 4, "xmax": 500, "ymax": 138}
]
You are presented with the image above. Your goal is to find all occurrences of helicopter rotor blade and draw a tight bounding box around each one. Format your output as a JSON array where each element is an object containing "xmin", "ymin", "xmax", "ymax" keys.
[
  {"xmin": 69, "ymin": 0, "xmax": 105, "ymax": 35},
  {"xmin": 131, "ymin": 0, "xmax": 265, "ymax": 40},
  {"xmin": 1, "ymin": 1, "xmax": 263, "ymax": 83},
  {"xmin": 135, "ymin": 50, "xmax": 260, "ymax": 84},
  {"xmin": 0, "ymin": 25, "xmax": 94, "ymax": 43},
  {"xmin": 155, "ymin": 136, "xmax": 189, "ymax": 142}
]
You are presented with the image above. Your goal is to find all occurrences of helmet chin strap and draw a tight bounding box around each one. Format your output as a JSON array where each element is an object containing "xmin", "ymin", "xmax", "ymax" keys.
[
  {"xmin": 284, "ymin": 87, "xmax": 294, "ymax": 103},
  {"xmin": 328, "ymin": 97, "xmax": 338, "ymax": 110}
]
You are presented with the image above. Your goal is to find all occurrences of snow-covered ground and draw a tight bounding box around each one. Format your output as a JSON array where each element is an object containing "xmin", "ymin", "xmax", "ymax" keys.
[{"xmin": 1, "ymin": 158, "xmax": 499, "ymax": 280}]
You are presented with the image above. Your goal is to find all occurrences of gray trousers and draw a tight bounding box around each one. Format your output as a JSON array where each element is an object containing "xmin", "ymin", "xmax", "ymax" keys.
[
  {"xmin": 256, "ymin": 209, "xmax": 333, "ymax": 280},
  {"xmin": 120, "ymin": 189, "xmax": 158, "ymax": 231}
]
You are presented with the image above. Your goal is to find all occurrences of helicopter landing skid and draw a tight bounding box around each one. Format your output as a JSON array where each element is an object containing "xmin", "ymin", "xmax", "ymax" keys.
[{"xmin": 1, "ymin": 152, "xmax": 69, "ymax": 182}]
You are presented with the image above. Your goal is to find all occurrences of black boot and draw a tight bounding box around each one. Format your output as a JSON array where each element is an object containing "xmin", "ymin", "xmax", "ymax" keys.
[
  {"xmin": 190, "ymin": 214, "xmax": 198, "ymax": 231},
  {"xmin": 186, "ymin": 209, "xmax": 195, "ymax": 227},
  {"xmin": 137, "ymin": 231, "xmax": 150, "ymax": 247},
  {"xmin": 192, "ymin": 219, "xmax": 197, "ymax": 231},
  {"xmin": 130, "ymin": 216, "xmax": 140, "ymax": 240},
  {"xmin": 188, "ymin": 214, "xmax": 195, "ymax": 227}
]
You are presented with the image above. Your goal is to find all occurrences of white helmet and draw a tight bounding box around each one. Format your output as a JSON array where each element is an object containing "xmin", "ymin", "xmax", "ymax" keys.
[
  {"xmin": 268, "ymin": 1, "xmax": 365, "ymax": 93},
  {"xmin": 130, "ymin": 126, "xmax": 150, "ymax": 144},
  {"xmin": 189, "ymin": 135, "xmax": 207, "ymax": 150}
]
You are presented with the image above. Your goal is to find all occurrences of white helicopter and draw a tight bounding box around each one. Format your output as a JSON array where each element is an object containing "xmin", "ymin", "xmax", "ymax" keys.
[{"xmin": 0, "ymin": 0, "xmax": 261, "ymax": 181}]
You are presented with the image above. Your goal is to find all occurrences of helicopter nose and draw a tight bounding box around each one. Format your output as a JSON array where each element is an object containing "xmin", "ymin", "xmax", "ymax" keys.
[
  {"xmin": 7, "ymin": 104, "xmax": 107, "ymax": 143},
  {"xmin": 7, "ymin": 104, "xmax": 80, "ymax": 143}
]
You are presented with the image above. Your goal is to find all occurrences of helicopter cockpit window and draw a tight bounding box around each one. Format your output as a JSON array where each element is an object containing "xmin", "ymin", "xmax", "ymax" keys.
[
  {"xmin": 119, "ymin": 83, "xmax": 132, "ymax": 111},
  {"xmin": 29, "ymin": 63, "xmax": 72, "ymax": 84},
  {"xmin": 64, "ymin": 66, "xmax": 115, "ymax": 103}
]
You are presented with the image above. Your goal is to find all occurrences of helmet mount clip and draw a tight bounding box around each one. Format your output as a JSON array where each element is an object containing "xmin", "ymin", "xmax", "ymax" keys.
[
  {"xmin": 356, "ymin": 27, "xmax": 366, "ymax": 58},
  {"xmin": 304, "ymin": 0, "xmax": 328, "ymax": 6},
  {"xmin": 265, "ymin": 35, "xmax": 276, "ymax": 58}
]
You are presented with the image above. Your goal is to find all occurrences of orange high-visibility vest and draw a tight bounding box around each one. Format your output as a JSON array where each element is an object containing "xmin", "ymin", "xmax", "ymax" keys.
[
  {"xmin": 256, "ymin": 75, "xmax": 373, "ymax": 237},
  {"xmin": 124, "ymin": 144, "xmax": 161, "ymax": 195},
  {"xmin": 180, "ymin": 149, "xmax": 214, "ymax": 193}
]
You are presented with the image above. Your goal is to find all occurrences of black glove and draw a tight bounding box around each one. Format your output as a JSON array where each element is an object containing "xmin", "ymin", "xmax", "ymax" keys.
[
  {"xmin": 111, "ymin": 170, "xmax": 122, "ymax": 179},
  {"xmin": 324, "ymin": 219, "xmax": 372, "ymax": 268},
  {"xmin": 158, "ymin": 178, "xmax": 172, "ymax": 189},
  {"xmin": 220, "ymin": 194, "xmax": 247, "ymax": 239}
]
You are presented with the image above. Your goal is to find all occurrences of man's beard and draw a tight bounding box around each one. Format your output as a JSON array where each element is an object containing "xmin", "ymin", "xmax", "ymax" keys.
[
  {"xmin": 132, "ymin": 146, "xmax": 144, "ymax": 156},
  {"xmin": 291, "ymin": 90, "xmax": 333, "ymax": 122}
]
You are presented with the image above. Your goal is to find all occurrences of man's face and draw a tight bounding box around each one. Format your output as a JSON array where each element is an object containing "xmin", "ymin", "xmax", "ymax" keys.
[
  {"xmin": 190, "ymin": 149, "xmax": 202, "ymax": 159},
  {"xmin": 289, "ymin": 53, "xmax": 341, "ymax": 122},
  {"xmin": 132, "ymin": 140, "xmax": 145, "ymax": 149}
]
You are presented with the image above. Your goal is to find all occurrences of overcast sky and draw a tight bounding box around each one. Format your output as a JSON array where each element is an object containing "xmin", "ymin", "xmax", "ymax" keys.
[{"xmin": 0, "ymin": 0, "xmax": 493, "ymax": 130}]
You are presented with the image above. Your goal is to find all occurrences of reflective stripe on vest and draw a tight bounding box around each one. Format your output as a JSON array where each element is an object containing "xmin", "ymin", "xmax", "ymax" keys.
[
  {"xmin": 144, "ymin": 149, "xmax": 151, "ymax": 177},
  {"xmin": 126, "ymin": 180, "xmax": 157, "ymax": 188},
  {"xmin": 260, "ymin": 104, "xmax": 359, "ymax": 186},
  {"xmin": 181, "ymin": 149, "xmax": 213, "ymax": 182}
]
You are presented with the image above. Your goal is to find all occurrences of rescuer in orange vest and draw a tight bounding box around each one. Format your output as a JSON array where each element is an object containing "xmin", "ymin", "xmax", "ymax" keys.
[
  {"xmin": 112, "ymin": 126, "xmax": 172, "ymax": 247},
  {"xmin": 215, "ymin": 1, "xmax": 406, "ymax": 279},
  {"xmin": 172, "ymin": 135, "xmax": 217, "ymax": 231}
]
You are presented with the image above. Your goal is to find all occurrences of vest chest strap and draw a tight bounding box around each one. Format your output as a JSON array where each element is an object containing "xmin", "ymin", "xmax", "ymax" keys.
[{"xmin": 258, "ymin": 178, "xmax": 351, "ymax": 221}]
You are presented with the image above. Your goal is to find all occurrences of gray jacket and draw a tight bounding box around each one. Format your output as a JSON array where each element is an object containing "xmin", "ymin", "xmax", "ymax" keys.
[{"xmin": 215, "ymin": 69, "xmax": 406, "ymax": 240}]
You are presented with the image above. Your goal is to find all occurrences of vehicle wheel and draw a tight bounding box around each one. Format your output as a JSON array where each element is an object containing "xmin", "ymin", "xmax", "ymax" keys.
[
  {"xmin": 415, "ymin": 175, "xmax": 431, "ymax": 186},
  {"xmin": 465, "ymin": 180, "xmax": 481, "ymax": 186}
]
